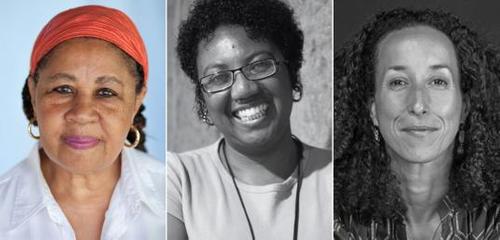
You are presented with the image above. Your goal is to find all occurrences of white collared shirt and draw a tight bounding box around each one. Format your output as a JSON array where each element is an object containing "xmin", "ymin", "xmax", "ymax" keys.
[{"xmin": 0, "ymin": 144, "xmax": 165, "ymax": 240}]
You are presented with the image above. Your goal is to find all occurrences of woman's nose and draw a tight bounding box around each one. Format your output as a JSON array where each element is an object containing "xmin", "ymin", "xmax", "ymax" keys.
[
  {"xmin": 230, "ymin": 71, "xmax": 259, "ymax": 100},
  {"xmin": 65, "ymin": 94, "xmax": 98, "ymax": 124},
  {"xmin": 407, "ymin": 87, "xmax": 428, "ymax": 116}
]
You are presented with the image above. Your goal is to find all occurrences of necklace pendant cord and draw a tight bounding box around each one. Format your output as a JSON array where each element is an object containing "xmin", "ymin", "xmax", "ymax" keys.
[
  {"xmin": 293, "ymin": 149, "xmax": 302, "ymax": 240},
  {"xmin": 221, "ymin": 137, "xmax": 303, "ymax": 240}
]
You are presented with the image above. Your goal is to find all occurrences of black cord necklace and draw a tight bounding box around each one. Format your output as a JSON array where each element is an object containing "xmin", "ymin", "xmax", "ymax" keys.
[{"xmin": 220, "ymin": 136, "xmax": 303, "ymax": 240}]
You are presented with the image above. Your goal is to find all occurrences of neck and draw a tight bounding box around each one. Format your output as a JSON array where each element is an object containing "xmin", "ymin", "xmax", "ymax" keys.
[
  {"xmin": 389, "ymin": 148, "xmax": 452, "ymax": 224},
  {"xmin": 222, "ymin": 134, "xmax": 299, "ymax": 185},
  {"xmin": 40, "ymin": 150, "xmax": 120, "ymax": 209}
]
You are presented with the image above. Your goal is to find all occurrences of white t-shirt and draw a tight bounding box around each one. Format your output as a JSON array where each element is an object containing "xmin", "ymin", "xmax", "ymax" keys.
[
  {"xmin": 167, "ymin": 139, "xmax": 332, "ymax": 240},
  {"xmin": 0, "ymin": 144, "xmax": 165, "ymax": 240}
]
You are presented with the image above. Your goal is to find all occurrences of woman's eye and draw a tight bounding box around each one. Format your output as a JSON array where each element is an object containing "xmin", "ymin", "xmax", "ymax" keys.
[
  {"xmin": 430, "ymin": 78, "xmax": 449, "ymax": 88},
  {"xmin": 388, "ymin": 79, "xmax": 408, "ymax": 90},
  {"xmin": 249, "ymin": 60, "xmax": 272, "ymax": 73},
  {"xmin": 53, "ymin": 85, "xmax": 73, "ymax": 94},
  {"xmin": 97, "ymin": 88, "xmax": 117, "ymax": 97}
]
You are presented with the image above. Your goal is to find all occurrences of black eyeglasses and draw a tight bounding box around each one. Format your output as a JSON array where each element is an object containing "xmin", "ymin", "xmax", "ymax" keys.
[{"xmin": 199, "ymin": 58, "xmax": 285, "ymax": 93}]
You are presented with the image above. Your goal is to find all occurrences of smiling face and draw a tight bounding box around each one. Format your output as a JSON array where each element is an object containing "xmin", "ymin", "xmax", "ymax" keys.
[
  {"xmin": 29, "ymin": 38, "xmax": 145, "ymax": 174},
  {"xmin": 196, "ymin": 25, "xmax": 293, "ymax": 154},
  {"xmin": 371, "ymin": 25, "xmax": 466, "ymax": 164}
]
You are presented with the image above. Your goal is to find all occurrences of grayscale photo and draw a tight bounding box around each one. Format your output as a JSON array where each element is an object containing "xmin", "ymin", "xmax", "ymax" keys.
[
  {"xmin": 335, "ymin": 0, "xmax": 500, "ymax": 239},
  {"xmin": 167, "ymin": 0, "xmax": 333, "ymax": 239}
]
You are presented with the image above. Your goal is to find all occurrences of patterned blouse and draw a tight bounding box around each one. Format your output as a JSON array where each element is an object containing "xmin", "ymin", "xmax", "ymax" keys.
[{"xmin": 334, "ymin": 197, "xmax": 500, "ymax": 239}]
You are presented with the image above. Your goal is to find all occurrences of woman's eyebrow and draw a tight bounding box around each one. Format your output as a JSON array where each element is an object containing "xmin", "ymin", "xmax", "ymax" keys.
[
  {"xmin": 96, "ymin": 76, "xmax": 124, "ymax": 86},
  {"xmin": 202, "ymin": 51, "xmax": 276, "ymax": 75},
  {"xmin": 47, "ymin": 72, "xmax": 76, "ymax": 82},
  {"xmin": 430, "ymin": 64, "xmax": 451, "ymax": 71},
  {"xmin": 387, "ymin": 65, "xmax": 407, "ymax": 71},
  {"xmin": 246, "ymin": 51, "xmax": 274, "ymax": 61},
  {"xmin": 386, "ymin": 64, "xmax": 452, "ymax": 72},
  {"xmin": 203, "ymin": 63, "xmax": 229, "ymax": 75}
]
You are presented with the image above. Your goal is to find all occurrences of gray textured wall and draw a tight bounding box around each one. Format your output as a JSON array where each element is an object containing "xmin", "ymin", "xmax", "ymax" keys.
[{"xmin": 167, "ymin": 0, "xmax": 332, "ymax": 152}]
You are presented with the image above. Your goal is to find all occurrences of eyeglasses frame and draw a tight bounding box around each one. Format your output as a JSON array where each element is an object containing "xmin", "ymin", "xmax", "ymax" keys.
[{"xmin": 199, "ymin": 58, "xmax": 287, "ymax": 94}]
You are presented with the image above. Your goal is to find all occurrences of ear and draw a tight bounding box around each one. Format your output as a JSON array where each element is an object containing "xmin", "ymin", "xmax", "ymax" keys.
[
  {"xmin": 460, "ymin": 93, "xmax": 470, "ymax": 123},
  {"xmin": 132, "ymin": 86, "xmax": 147, "ymax": 122},
  {"xmin": 28, "ymin": 77, "xmax": 37, "ymax": 116},
  {"xmin": 370, "ymin": 98, "xmax": 379, "ymax": 127}
]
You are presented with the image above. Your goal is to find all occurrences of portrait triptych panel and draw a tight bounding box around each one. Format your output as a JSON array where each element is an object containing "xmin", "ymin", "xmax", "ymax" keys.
[{"xmin": 0, "ymin": 0, "xmax": 333, "ymax": 239}]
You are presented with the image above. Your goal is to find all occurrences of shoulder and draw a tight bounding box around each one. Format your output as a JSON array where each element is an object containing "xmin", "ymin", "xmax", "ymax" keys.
[
  {"xmin": 454, "ymin": 204, "xmax": 500, "ymax": 234},
  {"xmin": 167, "ymin": 141, "xmax": 220, "ymax": 173},
  {"xmin": 302, "ymin": 143, "xmax": 332, "ymax": 174},
  {"xmin": 166, "ymin": 142, "xmax": 221, "ymax": 220},
  {"xmin": 0, "ymin": 158, "xmax": 36, "ymax": 230},
  {"xmin": 127, "ymin": 148, "xmax": 164, "ymax": 173},
  {"xmin": 0, "ymin": 157, "xmax": 32, "ymax": 192},
  {"xmin": 167, "ymin": 141, "xmax": 223, "ymax": 192},
  {"xmin": 176, "ymin": 142, "xmax": 218, "ymax": 161},
  {"xmin": 123, "ymin": 148, "xmax": 165, "ymax": 215},
  {"xmin": 304, "ymin": 144, "xmax": 332, "ymax": 161},
  {"xmin": 126, "ymin": 148, "xmax": 165, "ymax": 192}
]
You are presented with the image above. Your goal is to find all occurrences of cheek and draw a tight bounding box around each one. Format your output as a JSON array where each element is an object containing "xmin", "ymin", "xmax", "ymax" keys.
[
  {"xmin": 430, "ymin": 93, "xmax": 463, "ymax": 141},
  {"xmin": 101, "ymin": 99, "xmax": 135, "ymax": 118},
  {"xmin": 35, "ymin": 100, "xmax": 65, "ymax": 129},
  {"xmin": 205, "ymin": 93, "xmax": 229, "ymax": 115},
  {"xmin": 275, "ymin": 70, "xmax": 293, "ymax": 93},
  {"xmin": 35, "ymin": 104, "xmax": 65, "ymax": 150},
  {"xmin": 374, "ymin": 91, "xmax": 408, "ymax": 142},
  {"xmin": 100, "ymin": 101, "xmax": 138, "ymax": 133},
  {"xmin": 265, "ymin": 72, "xmax": 294, "ymax": 108},
  {"xmin": 273, "ymin": 81, "xmax": 293, "ymax": 101},
  {"xmin": 103, "ymin": 119, "xmax": 130, "ymax": 148},
  {"xmin": 430, "ymin": 92, "xmax": 462, "ymax": 121},
  {"xmin": 375, "ymin": 91, "xmax": 406, "ymax": 122}
]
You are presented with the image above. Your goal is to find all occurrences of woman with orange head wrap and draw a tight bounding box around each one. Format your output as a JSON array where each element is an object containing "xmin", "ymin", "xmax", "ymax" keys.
[{"xmin": 0, "ymin": 5, "xmax": 164, "ymax": 240}]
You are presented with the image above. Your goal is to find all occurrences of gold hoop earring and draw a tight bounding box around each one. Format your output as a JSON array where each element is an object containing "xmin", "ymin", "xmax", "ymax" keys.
[
  {"xmin": 28, "ymin": 119, "xmax": 40, "ymax": 140},
  {"xmin": 125, "ymin": 125, "xmax": 141, "ymax": 148}
]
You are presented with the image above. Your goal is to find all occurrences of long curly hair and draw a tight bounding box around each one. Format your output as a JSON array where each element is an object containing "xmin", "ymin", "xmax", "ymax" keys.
[
  {"xmin": 334, "ymin": 8, "xmax": 500, "ymax": 225},
  {"xmin": 176, "ymin": 0, "xmax": 304, "ymax": 123}
]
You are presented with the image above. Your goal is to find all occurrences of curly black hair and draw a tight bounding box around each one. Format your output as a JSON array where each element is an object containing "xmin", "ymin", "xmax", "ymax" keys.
[
  {"xmin": 22, "ymin": 39, "xmax": 148, "ymax": 152},
  {"xmin": 176, "ymin": 0, "xmax": 304, "ymax": 122},
  {"xmin": 335, "ymin": 8, "xmax": 500, "ymax": 225}
]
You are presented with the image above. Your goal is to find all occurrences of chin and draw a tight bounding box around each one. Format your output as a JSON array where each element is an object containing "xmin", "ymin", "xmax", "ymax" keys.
[
  {"xmin": 228, "ymin": 132, "xmax": 277, "ymax": 150},
  {"xmin": 401, "ymin": 149, "xmax": 442, "ymax": 164},
  {"xmin": 405, "ymin": 155, "xmax": 434, "ymax": 163}
]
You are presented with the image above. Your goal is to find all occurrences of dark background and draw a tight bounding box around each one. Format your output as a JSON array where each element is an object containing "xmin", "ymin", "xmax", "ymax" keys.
[{"xmin": 335, "ymin": 0, "xmax": 500, "ymax": 51}]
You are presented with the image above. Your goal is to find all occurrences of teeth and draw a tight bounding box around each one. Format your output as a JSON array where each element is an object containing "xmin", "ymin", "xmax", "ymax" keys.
[{"xmin": 235, "ymin": 104, "xmax": 268, "ymax": 122}]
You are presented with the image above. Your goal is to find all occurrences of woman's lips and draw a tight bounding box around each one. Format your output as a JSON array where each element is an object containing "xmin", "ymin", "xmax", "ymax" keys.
[
  {"xmin": 400, "ymin": 126, "xmax": 439, "ymax": 137},
  {"xmin": 63, "ymin": 136, "xmax": 100, "ymax": 150}
]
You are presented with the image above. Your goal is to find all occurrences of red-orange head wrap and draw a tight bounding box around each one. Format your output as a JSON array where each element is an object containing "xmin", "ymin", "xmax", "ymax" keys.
[{"xmin": 30, "ymin": 5, "xmax": 149, "ymax": 83}]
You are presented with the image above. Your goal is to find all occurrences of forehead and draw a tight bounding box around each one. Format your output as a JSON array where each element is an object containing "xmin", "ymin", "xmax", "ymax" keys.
[
  {"xmin": 38, "ymin": 38, "xmax": 135, "ymax": 76},
  {"xmin": 197, "ymin": 25, "xmax": 281, "ymax": 62},
  {"xmin": 376, "ymin": 25, "xmax": 457, "ymax": 67}
]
